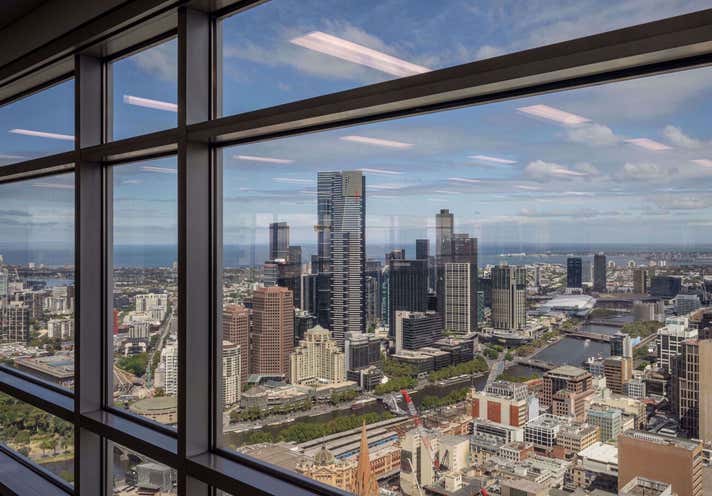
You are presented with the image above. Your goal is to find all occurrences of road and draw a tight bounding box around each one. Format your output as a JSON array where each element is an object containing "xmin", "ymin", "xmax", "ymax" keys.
[{"xmin": 144, "ymin": 310, "xmax": 176, "ymax": 390}]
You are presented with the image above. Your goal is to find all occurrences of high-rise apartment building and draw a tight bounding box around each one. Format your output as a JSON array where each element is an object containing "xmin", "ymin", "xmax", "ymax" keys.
[
  {"xmin": 290, "ymin": 326, "xmax": 345, "ymax": 385},
  {"xmin": 160, "ymin": 345, "xmax": 178, "ymax": 396},
  {"xmin": 222, "ymin": 341, "xmax": 241, "ymax": 408},
  {"xmin": 633, "ymin": 268, "xmax": 649, "ymax": 294},
  {"xmin": 317, "ymin": 171, "xmax": 366, "ymax": 345},
  {"xmin": 593, "ymin": 253, "xmax": 606, "ymax": 292},
  {"xmin": 618, "ymin": 430, "xmax": 703, "ymax": 496},
  {"xmin": 268, "ymin": 221, "xmax": 290, "ymax": 260},
  {"xmin": 567, "ymin": 257, "xmax": 582, "ymax": 289},
  {"xmin": 491, "ymin": 264, "xmax": 526, "ymax": 331},
  {"xmin": 388, "ymin": 259, "xmax": 428, "ymax": 334},
  {"xmin": 658, "ymin": 316, "xmax": 697, "ymax": 373},
  {"xmin": 251, "ymin": 286, "xmax": 294, "ymax": 379},
  {"xmin": 0, "ymin": 301, "xmax": 30, "ymax": 343},
  {"xmin": 223, "ymin": 304, "xmax": 250, "ymax": 384}
]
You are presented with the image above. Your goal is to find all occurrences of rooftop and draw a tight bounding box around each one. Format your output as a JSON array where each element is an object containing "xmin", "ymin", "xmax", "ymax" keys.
[
  {"xmin": 579, "ymin": 442, "xmax": 618, "ymax": 465},
  {"xmin": 620, "ymin": 430, "xmax": 701, "ymax": 451},
  {"xmin": 546, "ymin": 364, "xmax": 589, "ymax": 379}
]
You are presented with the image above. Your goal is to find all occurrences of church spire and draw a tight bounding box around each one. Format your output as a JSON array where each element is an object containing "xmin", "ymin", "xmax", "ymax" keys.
[{"xmin": 352, "ymin": 420, "xmax": 378, "ymax": 496}]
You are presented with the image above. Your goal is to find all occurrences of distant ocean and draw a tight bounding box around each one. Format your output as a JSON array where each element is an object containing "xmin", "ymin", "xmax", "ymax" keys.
[{"xmin": 3, "ymin": 242, "xmax": 712, "ymax": 268}]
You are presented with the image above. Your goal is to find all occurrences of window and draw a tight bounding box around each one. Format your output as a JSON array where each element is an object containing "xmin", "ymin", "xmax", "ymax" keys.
[
  {"xmin": 0, "ymin": 80, "xmax": 74, "ymax": 165},
  {"xmin": 109, "ymin": 442, "xmax": 176, "ymax": 494},
  {"xmin": 110, "ymin": 39, "xmax": 178, "ymax": 140},
  {"xmin": 0, "ymin": 392, "xmax": 74, "ymax": 484},
  {"xmin": 0, "ymin": 173, "xmax": 75, "ymax": 389},
  {"xmin": 111, "ymin": 157, "xmax": 178, "ymax": 427},
  {"xmin": 220, "ymin": 0, "xmax": 705, "ymax": 116},
  {"xmin": 219, "ymin": 64, "xmax": 712, "ymax": 493}
]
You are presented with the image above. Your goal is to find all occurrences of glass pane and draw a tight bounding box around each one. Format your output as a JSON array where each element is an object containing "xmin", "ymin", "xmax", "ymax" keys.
[
  {"xmin": 0, "ymin": 173, "xmax": 75, "ymax": 390},
  {"xmin": 0, "ymin": 392, "xmax": 74, "ymax": 484},
  {"xmin": 111, "ymin": 39, "xmax": 178, "ymax": 140},
  {"xmin": 220, "ymin": 65, "xmax": 712, "ymax": 494},
  {"xmin": 220, "ymin": 0, "xmax": 706, "ymax": 116},
  {"xmin": 0, "ymin": 80, "xmax": 74, "ymax": 166},
  {"xmin": 111, "ymin": 157, "xmax": 178, "ymax": 428},
  {"xmin": 110, "ymin": 442, "xmax": 176, "ymax": 494}
]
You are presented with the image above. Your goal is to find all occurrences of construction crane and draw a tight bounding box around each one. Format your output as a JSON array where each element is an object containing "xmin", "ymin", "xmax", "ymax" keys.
[{"xmin": 400, "ymin": 390, "xmax": 439, "ymax": 472}]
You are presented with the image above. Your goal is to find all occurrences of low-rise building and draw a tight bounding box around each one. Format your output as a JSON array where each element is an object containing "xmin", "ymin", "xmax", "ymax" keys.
[{"xmin": 566, "ymin": 442, "xmax": 618, "ymax": 493}]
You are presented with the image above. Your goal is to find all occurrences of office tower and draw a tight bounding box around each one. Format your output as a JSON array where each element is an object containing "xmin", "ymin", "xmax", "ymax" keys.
[
  {"xmin": 582, "ymin": 259, "xmax": 592, "ymax": 284},
  {"xmin": 221, "ymin": 341, "xmax": 241, "ymax": 408},
  {"xmin": 353, "ymin": 422, "xmax": 379, "ymax": 496},
  {"xmin": 542, "ymin": 365, "xmax": 594, "ymax": 421},
  {"xmin": 223, "ymin": 304, "xmax": 250, "ymax": 384},
  {"xmin": 603, "ymin": 356, "xmax": 632, "ymax": 394},
  {"xmin": 0, "ymin": 267, "xmax": 8, "ymax": 301},
  {"xmin": 435, "ymin": 209, "xmax": 454, "ymax": 258},
  {"xmin": 364, "ymin": 260, "xmax": 382, "ymax": 329},
  {"xmin": 344, "ymin": 331, "xmax": 381, "ymax": 372},
  {"xmin": 593, "ymin": 253, "xmax": 606, "ymax": 292},
  {"xmin": 415, "ymin": 239, "xmax": 429, "ymax": 261},
  {"xmin": 388, "ymin": 259, "xmax": 428, "ymax": 334},
  {"xmin": 269, "ymin": 221, "xmax": 290, "ymax": 260},
  {"xmin": 160, "ymin": 345, "xmax": 178, "ymax": 396},
  {"xmin": 633, "ymin": 268, "xmax": 649, "ymax": 294},
  {"xmin": 251, "ymin": 286, "xmax": 294, "ymax": 379},
  {"xmin": 610, "ymin": 332, "xmax": 632, "ymax": 358},
  {"xmin": 394, "ymin": 311, "xmax": 442, "ymax": 353},
  {"xmin": 385, "ymin": 249, "xmax": 405, "ymax": 265},
  {"xmin": 657, "ymin": 316, "xmax": 697, "ymax": 373},
  {"xmin": 567, "ymin": 257, "xmax": 582, "ymax": 289},
  {"xmin": 294, "ymin": 310, "xmax": 317, "ymax": 344},
  {"xmin": 300, "ymin": 273, "xmax": 318, "ymax": 315},
  {"xmin": 491, "ymin": 264, "xmax": 526, "ymax": 331},
  {"xmin": 650, "ymin": 275, "xmax": 682, "ymax": 298},
  {"xmin": 618, "ymin": 431, "xmax": 703, "ymax": 496},
  {"xmin": 675, "ymin": 294, "xmax": 701, "ymax": 315},
  {"xmin": 439, "ymin": 233, "xmax": 478, "ymax": 333},
  {"xmin": 263, "ymin": 259, "xmax": 301, "ymax": 307},
  {"xmin": 0, "ymin": 302, "xmax": 30, "ymax": 343},
  {"xmin": 675, "ymin": 339, "xmax": 699, "ymax": 438},
  {"xmin": 586, "ymin": 406, "xmax": 622, "ymax": 442},
  {"xmin": 443, "ymin": 263, "xmax": 474, "ymax": 334},
  {"xmin": 288, "ymin": 245, "xmax": 301, "ymax": 266},
  {"xmin": 290, "ymin": 326, "xmax": 345, "ymax": 385},
  {"xmin": 698, "ymin": 339, "xmax": 712, "ymax": 442},
  {"xmin": 478, "ymin": 276, "xmax": 492, "ymax": 307},
  {"xmin": 470, "ymin": 381, "xmax": 531, "ymax": 428},
  {"xmin": 317, "ymin": 171, "xmax": 366, "ymax": 345}
]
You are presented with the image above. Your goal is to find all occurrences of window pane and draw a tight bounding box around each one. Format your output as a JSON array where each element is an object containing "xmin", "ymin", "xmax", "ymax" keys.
[
  {"xmin": 0, "ymin": 80, "xmax": 74, "ymax": 166},
  {"xmin": 110, "ymin": 442, "xmax": 176, "ymax": 494},
  {"xmin": 111, "ymin": 157, "xmax": 178, "ymax": 427},
  {"xmin": 220, "ymin": 0, "xmax": 706, "ymax": 116},
  {"xmin": 220, "ymin": 65, "xmax": 712, "ymax": 494},
  {"xmin": 0, "ymin": 173, "xmax": 75, "ymax": 390},
  {"xmin": 0, "ymin": 392, "xmax": 74, "ymax": 484},
  {"xmin": 111, "ymin": 39, "xmax": 177, "ymax": 140}
]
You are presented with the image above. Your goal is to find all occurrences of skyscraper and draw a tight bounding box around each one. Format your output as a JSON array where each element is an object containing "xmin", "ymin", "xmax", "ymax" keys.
[
  {"xmin": 289, "ymin": 326, "xmax": 345, "ymax": 385},
  {"xmin": 415, "ymin": 239, "xmax": 429, "ymax": 260},
  {"xmin": 223, "ymin": 304, "xmax": 250, "ymax": 384},
  {"xmin": 435, "ymin": 209, "xmax": 453, "ymax": 258},
  {"xmin": 394, "ymin": 311, "xmax": 442, "ymax": 352},
  {"xmin": 221, "ymin": 341, "xmax": 241, "ymax": 408},
  {"xmin": 593, "ymin": 253, "xmax": 607, "ymax": 292},
  {"xmin": 491, "ymin": 264, "xmax": 527, "ymax": 331},
  {"xmin": 317, "ymin": 171, "xmax": 366, "ymax": 346},
  {"xmin": 251, "ymin": 286, "xmax": 294, "ymax": 379},
  {"xmin": 438, "ymin": 231, "xmax": 478, "ymax": 334},
  {"xmin": 268, "ymin": 221, "xmax": 290, "ymax": 261},
  {"xmin": 567, "ymin": 257, "xmax": 583, "ymax": 289},
  {"xmin": 388, "ymin": 259, "xmax": 428, "ymax": 334}
]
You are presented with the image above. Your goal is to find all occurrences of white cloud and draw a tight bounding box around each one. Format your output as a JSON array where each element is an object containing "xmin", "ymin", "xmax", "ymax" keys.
[
  {"xmin": 619, "ymin": 162, "xmax": 675, "ymax": 181},
  {"xmin": 523, "ymin": 160, "xmax": 588, "ymax": 181},
  {"xmin": 663, "ymin": 125, "xmax": 703, "ymax": 148},
  {"xmin": 566, "ymin": 123, "xmax": 619, "ymax": 146},
  {"xmin": 474, "ymin": 45, "xmax": 506, "ymax": 60},
  {"xmin": 132, "ymin": 42, "xmax": 177, "ymax": 82}
]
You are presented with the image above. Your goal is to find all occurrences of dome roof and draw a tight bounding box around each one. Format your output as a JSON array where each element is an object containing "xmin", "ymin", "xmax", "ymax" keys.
[{"xmin": 313, "ymin": 445, "xmax": 336, "ymax": 466}]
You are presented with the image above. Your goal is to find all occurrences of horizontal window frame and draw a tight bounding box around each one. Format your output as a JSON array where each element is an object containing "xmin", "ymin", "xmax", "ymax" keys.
[{"xmin": 0, "ymin": 446, "xmax": 73, "ymax": 496}]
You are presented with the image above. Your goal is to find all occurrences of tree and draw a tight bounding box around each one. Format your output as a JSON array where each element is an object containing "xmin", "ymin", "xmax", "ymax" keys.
[{"xmin": 40, "ymin": 438, "xmax": 56, "ymax": 456}]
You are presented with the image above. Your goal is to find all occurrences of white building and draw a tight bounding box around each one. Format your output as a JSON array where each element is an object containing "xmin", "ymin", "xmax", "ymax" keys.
[
  {"xmin": 47, "ymin": 318, "xmax": 73, "ymax": 339},
  {"xmin": 657, "ymin": 316, "xmax": 697, "ymax": 373},
  {"xmin": 160, "ymin": 345, "xmax": 178, "ymax": 396},
  {"xmin": 400, "ymin": 428, "xmax": 440, "ymax": 496},
  {"xmin": 289, "ymin": 326, "xmax": 345, "ymax": 385},
  {"xmin": 129, "ymin": 321, "xmax": 150, "ymax": 339},
  {"xmin": 135, "ymin": 293, "xmax": 168, "ymax": 313},
  {"xmin": 438, "ymin": 435, "xmax": 470, "ymax": 473},
  {"xmin": 222, "ymin": 341, "xmax": 241, "ymax": 408}
]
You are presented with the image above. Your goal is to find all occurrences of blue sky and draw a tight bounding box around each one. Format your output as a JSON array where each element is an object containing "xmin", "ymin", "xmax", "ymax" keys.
[{"xmin": 2, "ymin": 0, "xmax": 712, "ymax": 250}]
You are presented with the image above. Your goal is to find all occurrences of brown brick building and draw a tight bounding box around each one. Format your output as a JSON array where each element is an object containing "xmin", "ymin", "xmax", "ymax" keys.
[
  {"xmin": 223, "ymin": 303, "xmax": 250, "ymax": 384},
  {"xmin": 251, "ymin": 286, "xmax": 294, "ymax": 380}
]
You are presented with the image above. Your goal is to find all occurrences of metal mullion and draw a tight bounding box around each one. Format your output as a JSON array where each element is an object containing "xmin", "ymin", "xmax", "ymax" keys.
[
  {"xmin": 80, "ymin": 128, "xmax": 181, "ymax": 162},
  {"xmin": 0, "ymin": 71, "xmax": 74, "ymax": 109},
  {"xmin": 0, "ymin": 151, "xmax": 77, "ymax": 182},
  {"xmin": 0, "ymin": 370, "xmax": 74, "ymax": 423},
  {"xmin": 74, "ymin": 52, "xmax": 104, "ymax": 496},
  {"xmin": 177, "ymin": 6, "xmax": 212, "ymax": 495}
]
